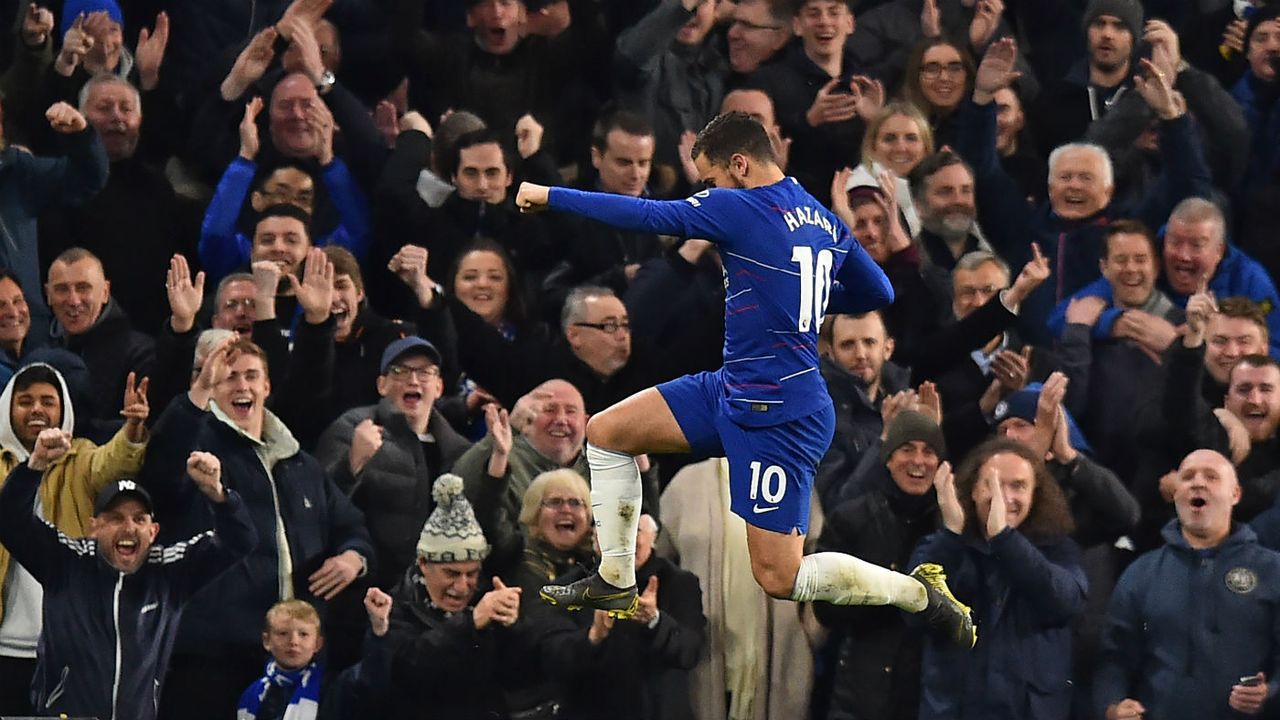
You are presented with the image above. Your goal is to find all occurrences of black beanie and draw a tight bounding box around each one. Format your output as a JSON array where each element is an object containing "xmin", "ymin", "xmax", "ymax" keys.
[
  {"xmin": 1247, "ymin": 5, "xmax": 1280, "ymax": 56},
  {"xmin": 880, "ymin": 410, "xmax": 947, "ymax": 464},
  {"xmin": 1082, "ymin": 0, "xmax": 1144, "ymax": 40}
]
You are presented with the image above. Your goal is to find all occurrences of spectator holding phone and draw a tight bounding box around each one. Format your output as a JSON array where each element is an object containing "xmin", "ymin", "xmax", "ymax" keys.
[{"xmin": 1094, "ymin": 449, "xmax": 1280, "ymax": 719}]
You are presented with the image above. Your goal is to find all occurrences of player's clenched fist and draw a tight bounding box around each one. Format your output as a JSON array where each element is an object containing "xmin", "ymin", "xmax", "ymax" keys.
[{"xmin": 515, "ymin": 182, "xmax": 550, "ymax": 213}]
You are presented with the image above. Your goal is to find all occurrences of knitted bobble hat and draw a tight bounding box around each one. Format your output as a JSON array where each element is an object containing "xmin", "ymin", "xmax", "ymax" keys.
[{"xmin": 416, "ymin": 475, "xmax": 490, "ymax": 563}]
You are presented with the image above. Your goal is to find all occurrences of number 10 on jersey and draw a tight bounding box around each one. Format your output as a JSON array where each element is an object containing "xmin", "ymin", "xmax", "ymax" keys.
[{"xmin": 793, "ymin": 246, "xmax": 834, "ymax": 332}]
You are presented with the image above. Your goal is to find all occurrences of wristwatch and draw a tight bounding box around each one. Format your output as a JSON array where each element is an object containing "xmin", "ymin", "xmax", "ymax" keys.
[{"xmin": 316, "ymin": 70, "xmax": 336, "ymax": 95}]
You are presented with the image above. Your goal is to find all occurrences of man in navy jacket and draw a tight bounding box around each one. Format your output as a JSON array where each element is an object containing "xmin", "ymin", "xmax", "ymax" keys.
[
  {"xmin": 0, "ymin": 431, "xmax": 255, "ymax": 720},
  {"xmin": 1095, "ymin": 449, "xmax": 1280, "ymax": 719}
]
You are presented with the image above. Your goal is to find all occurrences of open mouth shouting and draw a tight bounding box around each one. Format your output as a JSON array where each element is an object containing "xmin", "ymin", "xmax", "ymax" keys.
[
  {"xmin": 1168, "ymin": 262, "xmax": 1201, "ymax": 292},
  {"xmin": 228, "ymin": 393, "xmax": 257, "ymax": 420},
  {"xmin": 114, "ymin": 537, "xmax": 140, "ymax": 561},
  {"xmin": 401, "ymin": 389, "xmax": 424, "ymax": 412}
]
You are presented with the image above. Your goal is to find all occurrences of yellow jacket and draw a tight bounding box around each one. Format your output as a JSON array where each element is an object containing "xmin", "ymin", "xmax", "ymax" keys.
[{"xmin": 0, "ymin": 427, "xmax": 146, "ymax": 624}]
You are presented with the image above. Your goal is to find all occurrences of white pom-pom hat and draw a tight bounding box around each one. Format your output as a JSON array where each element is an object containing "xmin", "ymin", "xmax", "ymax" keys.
[{"xmin": 416, "ymin": 474, "xmax": 490, "ymax": 562}]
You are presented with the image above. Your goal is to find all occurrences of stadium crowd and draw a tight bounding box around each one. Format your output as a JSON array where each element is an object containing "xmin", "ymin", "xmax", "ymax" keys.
[{"xmin": 0, "ymin": 0, "xmax": 1278, "ymax": 717}]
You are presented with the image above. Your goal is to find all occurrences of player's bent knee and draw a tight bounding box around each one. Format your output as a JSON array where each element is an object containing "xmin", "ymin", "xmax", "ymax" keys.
[
  {"xmin": 750, "ymin": 557, "xmax": 799, "ymax": 599},
  {"xmin": 586, "ymin": 410, "xmax": 636, "ymax": 453}
]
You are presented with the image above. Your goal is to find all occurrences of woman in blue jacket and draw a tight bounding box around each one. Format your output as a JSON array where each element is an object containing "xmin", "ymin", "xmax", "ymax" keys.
[{"xmin": 913, "ymin": 438, "xmax": 1087, "ymax": 720}]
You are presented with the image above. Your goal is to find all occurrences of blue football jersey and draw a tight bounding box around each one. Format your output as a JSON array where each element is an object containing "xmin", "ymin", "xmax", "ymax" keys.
[{"xmin": 549, "ymin": 178, "xmax": 892, "ymax": 427}]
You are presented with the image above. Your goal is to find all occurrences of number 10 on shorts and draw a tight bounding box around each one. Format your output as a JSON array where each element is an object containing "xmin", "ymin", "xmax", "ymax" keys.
[{"xmin": 749, "ymin": 461, "xmax": 787, "ymax": 504}]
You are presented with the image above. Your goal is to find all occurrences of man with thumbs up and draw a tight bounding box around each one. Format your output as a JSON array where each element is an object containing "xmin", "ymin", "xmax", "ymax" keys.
[{"xmin": 537, "ymin": 513, "xmax": 707, "ymax": 720}]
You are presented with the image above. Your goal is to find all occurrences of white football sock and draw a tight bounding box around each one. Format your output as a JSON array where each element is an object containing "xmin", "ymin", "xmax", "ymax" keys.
[
  {"xmin": 587, "ymin": 443, "xmax": 642, "ymax": 589},
  {"xmin": 789, "ymin": 552, "xmax": 928, "ymax": 611}
]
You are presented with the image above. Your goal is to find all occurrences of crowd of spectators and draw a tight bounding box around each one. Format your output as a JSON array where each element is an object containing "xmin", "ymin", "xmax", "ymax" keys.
[{"xmin": 2, "ymin": 0, "xmax": 1280, "ymax": 718}]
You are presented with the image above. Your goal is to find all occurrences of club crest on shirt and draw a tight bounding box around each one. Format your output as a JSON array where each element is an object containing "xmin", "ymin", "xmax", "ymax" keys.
[{"xmin": 1225, "ymin": 567, "xmax": 1258, "ymax": 594}]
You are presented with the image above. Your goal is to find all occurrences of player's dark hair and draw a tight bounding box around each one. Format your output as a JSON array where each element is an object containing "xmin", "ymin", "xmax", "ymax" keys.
[
  {"xmin": 689, "ymin": 111, "xmax": 776, "ymax": 167},
  {"xmin": 448, "ymin": 129, "xmax": 515, "ymax": 182},
  {"xmin": 591, "ymin": 105, "xmax": 655, "ymax": 152}
]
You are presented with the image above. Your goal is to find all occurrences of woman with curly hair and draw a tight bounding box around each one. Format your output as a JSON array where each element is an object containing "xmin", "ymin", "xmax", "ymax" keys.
[{"xmin": 911, "ymin": 438, "xmax": 1086, "ymax": 720}]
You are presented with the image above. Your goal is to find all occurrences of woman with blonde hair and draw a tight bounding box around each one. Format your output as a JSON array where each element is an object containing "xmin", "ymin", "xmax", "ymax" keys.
[
  {"xmin": 516, "ymin": 469, "xmax": 596, "ymax": 587},
  {"xmin": 843, "ymin": 101, "xmax": 935, "ymax": 237}
]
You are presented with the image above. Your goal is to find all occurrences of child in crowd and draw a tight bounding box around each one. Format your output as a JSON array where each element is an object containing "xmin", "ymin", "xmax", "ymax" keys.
[{"xmin": 237, "ymin": 600, "xmax": 325, "ymax": 720}]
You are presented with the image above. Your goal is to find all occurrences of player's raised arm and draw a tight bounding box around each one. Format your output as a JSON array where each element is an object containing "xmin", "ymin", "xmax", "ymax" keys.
[
  {"xmin": 517, "ymin": 180, "xmax": 739, "ymax": 245},
  {"xmin": 516, "ymin": 112, "xmax": 789, "ymax": 249}
]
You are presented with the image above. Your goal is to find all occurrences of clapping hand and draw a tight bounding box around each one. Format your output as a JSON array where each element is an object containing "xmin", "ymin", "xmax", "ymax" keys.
[
  {"xmin": 239, "ymin": 97, "xmax": 264, "ymax": 160},
  {"xmin": 630, "ymin": 576, "xmax": 660, "ymax": 625},
  {"xmin": 934, "ymin": 462, "xmax": 965, "ymax": 534},
  {"xmin": 982, "ymin": 466, "xmax": 1008, "ymax": 538},
  {"xmin": 473, "ymin": 577, "xmax": 522, "ymax": 629},
  {"xmin": 135, "ymin": 12, "xmax": 170, "ymax": 91},
  {"xmin": 1030, "ymin": 371, "xmax": 1068, "ymax": 460},
  {"xmin": 166, "ymin": 254, "xmax": 205, "ymax": 334},
  {"xmin": 287, "ymin": 248, "xmax": 335, "ymax": 324}
]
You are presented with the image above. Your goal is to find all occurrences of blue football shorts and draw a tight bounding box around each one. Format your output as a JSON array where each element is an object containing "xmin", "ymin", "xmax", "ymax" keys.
[{"xmin": 657, "ymin": 369, "xmax": 835, "ymax": 534}]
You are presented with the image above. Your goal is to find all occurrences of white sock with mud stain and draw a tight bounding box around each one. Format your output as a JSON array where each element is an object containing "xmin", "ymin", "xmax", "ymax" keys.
[
  {"xmin": 587, "ymin": 443, "xmax": 642, "ymax": 589},
  {"xmin": 789, "ymin": 553, "xmax": 928, "ymax": 611}
]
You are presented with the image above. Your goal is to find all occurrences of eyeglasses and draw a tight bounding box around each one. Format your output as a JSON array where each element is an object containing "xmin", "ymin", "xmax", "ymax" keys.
[
  {"xmin": 921, "ymin": 62, "xmax": 966, "ymax": 78},
  {"xmin": 574, "ymin": 320, "xmax": 631, "ymax": 334},
  {"xmin": 730, "ymin": 18, "xmax": 786, "ymax": 32},
  {"xmin": 386, "ymin": 364, "xmax": 441, "ymax": 381},
  {"xmin": 541, "ymin": 497, "xmax": 586, "ymax": 510},
  {"xmin": 221, "ymin": 298, "xmax": 256, "ymax": 312}
]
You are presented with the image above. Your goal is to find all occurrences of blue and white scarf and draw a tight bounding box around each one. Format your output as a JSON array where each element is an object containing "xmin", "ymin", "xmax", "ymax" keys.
[{"xmin": 236, "ymin": 660, "xmax": 323, "ymax": 720}]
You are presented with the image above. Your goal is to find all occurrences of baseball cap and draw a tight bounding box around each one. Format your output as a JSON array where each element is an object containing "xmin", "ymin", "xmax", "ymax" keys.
[
  {"xmin": 93, "ymin": 479, "xmax": 154, "ymax": 517},
  {"xmin": 380, "ymin": 337, "xmax": 443, "ymax": 374}
]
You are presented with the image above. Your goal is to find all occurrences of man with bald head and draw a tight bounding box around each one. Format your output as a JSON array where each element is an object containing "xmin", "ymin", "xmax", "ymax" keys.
[
  {"xmin": 1096, "ymin": 449, "xmax": 1280, "ymax": 720},
  {"xmin": 44, "ymin": 247, "xmax": 154, "ymax": 423}
]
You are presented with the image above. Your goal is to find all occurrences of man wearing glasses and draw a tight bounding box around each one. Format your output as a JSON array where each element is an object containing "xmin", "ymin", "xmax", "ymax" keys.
[
  {"xmin": 316, "ymin": 336, "xmax": 472, "ymax": 590},
  {"xmin": 726, "ymin": 0, "xmax": 792, "ymax": 76}
]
